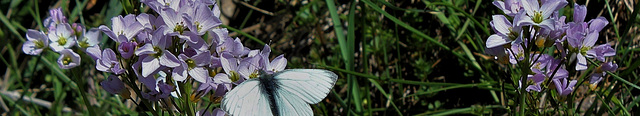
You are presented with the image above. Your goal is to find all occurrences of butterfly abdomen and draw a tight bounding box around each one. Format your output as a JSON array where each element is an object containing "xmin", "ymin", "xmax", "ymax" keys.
[{"xmin": 259, "ymin": 74, "xmax": 281, "ymax": 116}]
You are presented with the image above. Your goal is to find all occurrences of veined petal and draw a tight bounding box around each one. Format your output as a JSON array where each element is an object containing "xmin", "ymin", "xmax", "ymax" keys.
[
  {"xmin": 270, "ymin": 55, "xmax": 287, "ymax": 72},
  {"xmin": 583, "ymin": 32, "xmax": 598, "ymax": 47},
  {"xmin": 85, "ymin": 28, "xmax": 101, "ymax": 46},
  {"xmin": 588, "ymin": 17, "xmax": 608, "ymax": 33},
  {"xmin": 220, "ymin": 53, "xmax": 237, "ymax": 75},
  {"xmin": 135, "ymin": 44, "xmax": 156, "ymax": 56},
  {"xmin": 160, "ymin": 50, "xmax": 181, "ymax": 67},
  {"xmin": 521, "ymin": 0, "xmax": 539, "ymax": 16},
  {"xmin": 102, "ymin": 48, "xmax": 117, "ymax": 64},
  {"xmin": 573, "ymin": 4, "xmax": 587, "ymax": 22},
  {"xmin": 22, "ymin": 41, "xmax": 41, "ymax": 55},
  {"xmin": 517, "ymin": 17, "xmax": 536, "ymax": 27},
  {"xmin": 486, "ymin": 34, "xmax": 509, "ymax": 48},
  {"xmin": 538, "ymin": 19, "xmax": 555, "ymax": 30},
  {"xmin": 98, "ymin": 25, "xmax": 119, "ymax": 43},
  {"xmin": 551, "ymin": 68, "xmax": 569, "ymax": 79},
  {"xmin": 141, "ymin": 56, "xmax": 161, "ymax": 77},
  {"xmin": 189, "ymin": 67, "xmax": 209, "ymax": 83},
  {"xmin": 576, "ymin": 53, "xmax": 588, "ymax": 71},
  {"xmin": 192, "ymin": 51, "xmax": 211, "ymax": 66},
  {"xmin": 172, "ymin": 62, "xmax": 188, "ymax": 82},
  {"xmin": 492, "ymin": 15, "xmax": 512, "ymax": 36},
  {"xmin": 96, "ymin": 59, "xmax": 111, "ymax": 72},
  {"xmin": 539, "ymin": 0, "xmax": 566, "ymax": 18}
]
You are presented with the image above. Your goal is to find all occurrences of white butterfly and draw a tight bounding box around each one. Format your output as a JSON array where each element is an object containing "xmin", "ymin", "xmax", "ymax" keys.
[{"xmin": 221, "ymin": 69, "xmax": 338, "ymax": 116}]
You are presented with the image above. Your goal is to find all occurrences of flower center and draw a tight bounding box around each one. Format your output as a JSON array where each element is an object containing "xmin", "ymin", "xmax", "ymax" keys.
[
  {"xmin": 153, "ymin": 46, "xmax": 163, "ymax": 58},
  {"xmin": 229, "ymin": 71, "xmax": 240, "ymax": 82},
  {"xmin": 208, "ymin": 68, "xmax": 217, "ymax": 77},
  {"xmin": 63, "ymin": 56, "xmax": 72, "ymax": 65},
  {"xmin": 580, "ymin": 46, "xmax": 591, "ymax": 55},
  {"xmin": 507, "ymin": 28, "xmax": 518, "ymax": 41},
  {"xmin": 58, "ymin": 37, "xmax": 67, "ymax": 45},
  {"xmin": 174, "ymin": 22, "xmax": 186, "ymax": 35},
  {"xmin": 79, "ymin": 39, "xmax": 89, "ymax": 48},
  {"xmin": 195, "ymin": 21, "xmax": 202, "ymax": 31},
  {"xmin": 533, "ymin": 11, "xmax": 544, "ymax": 23},
  {"xmin": 249, "ymin": 70, "xmax": 259, "ymax": 79},
  {"xmin": 186, "ymin": 59, "xmax": 196, "ymax": 69},
  {"xmin": 35, "ymin": 40, "xmax": 45, "ymax": 48}
]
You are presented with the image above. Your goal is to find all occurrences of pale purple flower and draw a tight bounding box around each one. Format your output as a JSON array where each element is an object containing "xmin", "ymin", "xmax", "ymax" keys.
[
  {"xmin": 141, "ymin": 0, "xmax": 183, "ymax": 13},
  {"xmin": 118, "ymin": 41, "xmax": 137, "ymax": 59},
  {"xmin": 22, "ymin": 29, "xmax": 49, "ymax": 55},
  {"xmin": 518, "ymin": 0, "xmax": 567, "ymax": 30},
  {"xmin": 492, "ymin": 0, "xmax": 522, "ymax": 17},
  {"xmin": 573, "ymin": 4, "xmax": 587, "ymax": 23},
  {"xmin": 157, "ymin": 5, "xmax": 203, "ymax": 44},
  {"xmin": 566, "ymin": 10, "xmax": 608, "ymax": 70},
  {"xmin": 545, "ymin": 58, "xmax": 568, "ymax": 79},
  {"xmin": 238, "ymin": 55, "xmax": 263, "ymax": 79},
  {"xmin": 568, "ymin": 30, "xmax": 597, "ymax": 71},
  {"xmin": 197, "ymin": 74, "xmax": 232, "ymax": 97},
  {"xmin": 529, "ymin": 54, "xmax": 551, "ymax": 74},
  {"xmin": 212, "ymin": 1, "xmax": 221, "ymax": 18},
  {"xmin": 100, "ymin": 75, "xmax": 125, "ymax": 94},
  {"xmin": 538, "ymin": 12, "xmax": 567, "ymax": 42},
  {"xmin": 57, "ymin": 49, "xmax": 81, "ymax": 69},
  {"xmin": 210, "ymin": 56, "xmax": 222, "ymax": 68},
  {"xmin": 71, "ymin": 23, "xmax": 84, "ymax": 37},
  {"xmin": 218, "ymin": 53, "xmax": 243, "ymax": 83},
  {"xmin": 486, "ymin": 12, "xmax": 525, "ymax": 49},
  {"xmin": 141, "ymin": 76, "xmax": 174, "ymax": 101},
  {"xmin": 508, "ymin": 44, "xmax": 525, "ymax": 64},
  {"xmin": 43, "ymin": 8, "xmax": 67, "ymax": 30},
  {"xmin": 553, "ymin": 78, "xmax": 577, "ymax": 96},
  {"xmin": 96, "ymin": 48, "xmax": 125, "ymax": 74},
  {"xmin": 590, "ymin": 62, "xmax": 618, "ymax": 84},
  {"xmin": 207, "ymin": 28, "xmax": 230, "ymax": 51},
  {"xmin": 136, "ymin": 13, "xmax": 164, "ymax": 31},
  {"xmin": 86, "ymin": 45, "xmax": 102, "ymax": 61},
  {"xmin": 185, "ymin": 32, "xmax": 210, "ymax": 51},
  {"xmin": 216, "ymin": 37, "xmax": 250, "ymax": 57},
  {"xmin": 173, "ymin": 50, "xmax": 211, "ymax": 83},
  {"xmin": 48, "ymin": 23, "xmax": 77, "ymax": 52},
  {"xmin": 256, "ymin": 45, "xmax": 287, "ymax": 73},
  {"xmin": 77, "ymin": 28, "xmax": 101, "ymax": 49},
  {"xmin": 135, "ymin": 27, "xmax": 181, "ymax": 77},
  {"xmin": 99, "ymin": 14, "xmax": 144, "ymax": 43},
  {"xmin": 586, "ymin": 43, "xmax": 615, "ymax": 62},
  {"xmin": 526, "ymin": 73, "xmax": 545, "ymax": 92},
  {"xmin": 183, "ymin": 3, "xmax": 222, "ymax": 35}
]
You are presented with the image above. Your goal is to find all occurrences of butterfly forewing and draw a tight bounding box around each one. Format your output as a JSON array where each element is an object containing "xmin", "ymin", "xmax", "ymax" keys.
[{"xmin": 272, "ymin": 69, "xmax": 338, "ymax": 104}]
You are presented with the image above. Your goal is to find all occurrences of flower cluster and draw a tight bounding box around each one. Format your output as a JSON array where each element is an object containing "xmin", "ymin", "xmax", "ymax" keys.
[
  {"xmin": 487, "ymin": 0, "xmax": 617, "ymax": 95},
  {"xmin": 22, "ymin": 0, "xmax": 287, "ymax": 115},
  {"xmin": 22, "ymin": 7, "xmax": 94, "ymax": 69}
]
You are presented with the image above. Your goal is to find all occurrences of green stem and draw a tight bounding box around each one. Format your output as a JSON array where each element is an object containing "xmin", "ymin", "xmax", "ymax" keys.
[
  {"xmin": 179, "ymin": 80, "xmax": 195, "ymax": 116},
  {"xmin": 70, "ymin": 68, "xmax": 96, "ymax": 115}
]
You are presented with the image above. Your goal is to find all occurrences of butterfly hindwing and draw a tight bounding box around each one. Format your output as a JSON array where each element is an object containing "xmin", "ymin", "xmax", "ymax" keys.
[
  {"xmin": 222, "ymin": 69, "xmax": 338, "ymax": 116},
  {"xmin": 221, "ymin": 80, "xmax": 273, "ymax": 116}
]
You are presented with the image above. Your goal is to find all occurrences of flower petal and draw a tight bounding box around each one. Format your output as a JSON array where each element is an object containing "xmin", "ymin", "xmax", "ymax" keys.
[{"xmin": 160, "ymin": 50, "xmax": 181, "ymax": 67}]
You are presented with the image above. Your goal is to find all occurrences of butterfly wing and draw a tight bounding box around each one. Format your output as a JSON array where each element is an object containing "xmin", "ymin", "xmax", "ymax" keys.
[
  {"xmin": 221, "ymin": 79, "xmax": 273, "ymax": 116},
  {"xmin": 271, "ymin": 69, "xmax": 338, "ymax": 116}
]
